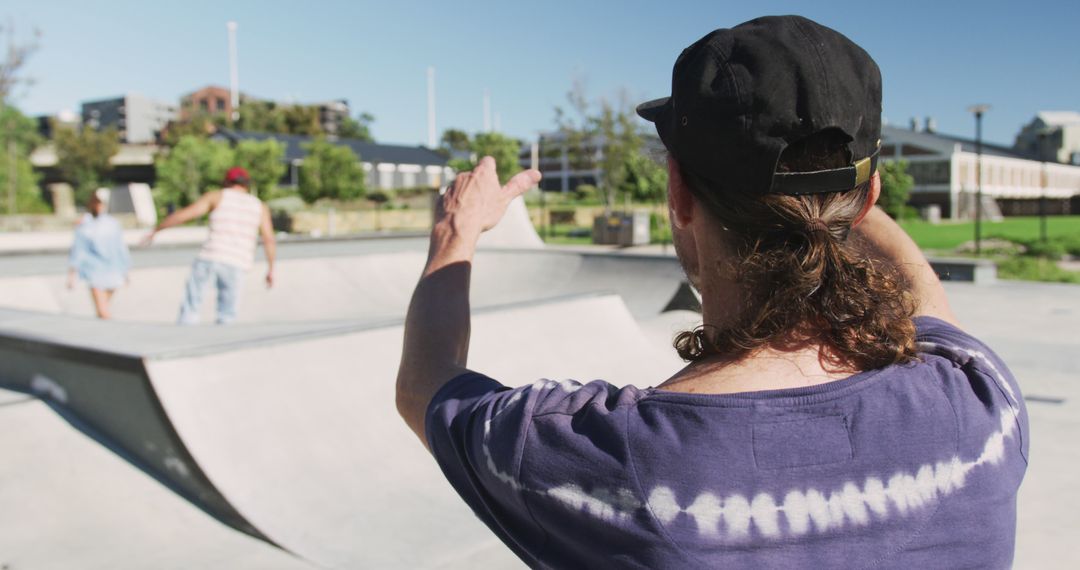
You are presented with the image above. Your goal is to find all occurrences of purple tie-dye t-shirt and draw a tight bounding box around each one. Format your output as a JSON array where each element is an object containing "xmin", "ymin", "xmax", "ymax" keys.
[{"xmin": 426, "ymin": 317, "xmax": 1028, "ymax": 569}]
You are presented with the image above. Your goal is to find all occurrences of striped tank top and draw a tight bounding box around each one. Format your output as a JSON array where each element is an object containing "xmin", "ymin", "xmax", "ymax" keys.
[{"xmin": 198, "ymin": 189, "xmax": 264, "ymax": 270}]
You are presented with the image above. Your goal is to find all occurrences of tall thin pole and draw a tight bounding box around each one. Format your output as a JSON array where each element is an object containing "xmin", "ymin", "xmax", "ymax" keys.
[
  {"xmin": 227, "ymin": 21, "xmax": 240, "ymax": 123},
  {"xmin": 531, "ymin": 139, "xmax": 543, "ymax": 240},
  {"xmin": 426, "ymin": 66, "xmax": 436, "ymax": 148},
  {"xmin": 482, "ymin": 89, "xmax": 491, "ymax": 133},
  {"xmin": 968, "ymin": 104, "xmax": 990, "ymax": 255},
  {"xmin": 975, "ymin": 112, "xmax": 982, "ymax": 255},
  {"xmin": 1039, "ymin": 133, "xmax": 1048, "ymax": 243}
]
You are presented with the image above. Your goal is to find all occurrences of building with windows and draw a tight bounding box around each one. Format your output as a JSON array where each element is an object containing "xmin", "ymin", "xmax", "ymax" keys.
[
  {"xmin": 212, "ymin": 131, "xmax": 452, "ymax": 191},
  {"xmin": 882, "ymin": 124, "xmax": 1080, "ymax": 219},
  {"xmin": 1014, "ymin": 111, "xmax": 1080, "ymax": 166},
  {"xmin": 520, "ymin": 130, "xmax": 664, "ymax": 193},
  {"xmin": 180, "ymin": 86, "xmax": 235, "ymax": 119},
  {"xmin": 81, "ymin": 94, "xmax": 177, "ymax": 144}
]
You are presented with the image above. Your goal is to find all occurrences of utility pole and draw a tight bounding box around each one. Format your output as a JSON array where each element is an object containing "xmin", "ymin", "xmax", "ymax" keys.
[
  {"xmin": 426, "ymin": 66, "xmax": 436, "ymax": 148},
  {"xmin": 1038, "ymin": 131, "xmax": 1048, "ymax": 243},
  {"xmin": 227, "ymin": 21, "xmax": 240, "ymax": 123},
  {"xmin": 531, "ymin": 139, "xmax": 543, "ymax": 240},
  {"xmin": 967, "ymin": 104, "xmax": 990, "ymax": 255},
  {"xmin": 482, "ymin": 89, "xmax": 491, "ymax": 133}
]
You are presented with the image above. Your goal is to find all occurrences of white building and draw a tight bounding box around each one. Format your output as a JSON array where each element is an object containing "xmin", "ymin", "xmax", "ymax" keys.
[
  {"xmin": 81, "ymin": 94, "xmax": 177, "ymax": 144},
  {"xmin": 212, "ymin": 131, "xmax": 454, "ymax": 191},
  {"xmin": 882, "ymin": 124, "xmax": 1080, "ymax": 219},
  {"xmin": 1014, "ymin": 111, "xmax": 1080, "ymax": 166}
]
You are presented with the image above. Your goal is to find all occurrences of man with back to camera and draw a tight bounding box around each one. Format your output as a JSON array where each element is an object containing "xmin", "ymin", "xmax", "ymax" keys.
[
  {"xmin": 396, "ymin": 15, "xmax": 1027, "ymax": 568},
  {"xmin": 143, "ymin": 166, "xmax": 276, "ymax": 324}
]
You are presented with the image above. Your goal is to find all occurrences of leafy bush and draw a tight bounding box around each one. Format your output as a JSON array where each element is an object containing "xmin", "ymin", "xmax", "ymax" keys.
[
  {"xmin": 572, "ymin": 184, "xmax": 600, "ymax": 204},
  {"xmin": 997, "ymin": 257, "xmax": 1080, "ymax": 284}
]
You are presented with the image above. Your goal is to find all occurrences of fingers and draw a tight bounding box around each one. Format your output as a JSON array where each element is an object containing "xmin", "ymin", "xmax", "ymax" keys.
[
  {"xmin": 476, "ymin": 156, "xmax": 496, "ymax": 172},
  {"xmin": 502, "ymin": 169, "xmax": 542, "ymax": 198}
]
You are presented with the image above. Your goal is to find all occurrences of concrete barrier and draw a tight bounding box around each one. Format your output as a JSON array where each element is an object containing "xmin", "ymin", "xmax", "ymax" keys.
[{"xmin": 927, "ymin": 257, "xmax": 997, "ymax": 284}]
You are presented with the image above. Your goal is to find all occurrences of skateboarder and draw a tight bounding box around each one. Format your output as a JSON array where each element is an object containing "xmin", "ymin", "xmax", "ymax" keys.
[
  {"xmin": 397, "ymin": 16, "xmax": 1027, "ymax": 567},
  {"xmin": 144, "ymin": 167, "xmax": 276, "ymax": 324}
]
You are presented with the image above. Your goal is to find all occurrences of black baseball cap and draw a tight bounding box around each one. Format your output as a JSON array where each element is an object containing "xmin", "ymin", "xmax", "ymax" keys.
[{"xmin": 637, "ymin": 15, "xmax": 881, "ymax": 196}]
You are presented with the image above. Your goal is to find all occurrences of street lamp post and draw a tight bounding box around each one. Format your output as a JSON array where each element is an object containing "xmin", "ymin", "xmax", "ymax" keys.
[
  {"xmin": 1037, "ymin": 132, "xmax": 1049, "ymax": 243},
  {"xmin": 968, "ymin": 104, "xmax": 991, "ymax": 255}
]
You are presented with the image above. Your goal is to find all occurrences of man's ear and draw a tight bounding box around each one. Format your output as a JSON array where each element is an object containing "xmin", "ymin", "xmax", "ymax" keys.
[
  {"xmin": 667, "ymin": 156, "xmax": 695, "ymax": 229},
  {"xmin": 852, "ymin": 171, "xmax": 881, "ymax": 228}
]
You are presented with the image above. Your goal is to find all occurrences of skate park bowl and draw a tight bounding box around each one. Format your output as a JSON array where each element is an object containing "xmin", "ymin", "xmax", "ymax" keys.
[
  {"xmin": 1, "ymin": 197, "xmax": 1078, "ymax": 568},
  {"xmin": 0, "ymin": 200, "xmax": 704, "ymax": 569}
]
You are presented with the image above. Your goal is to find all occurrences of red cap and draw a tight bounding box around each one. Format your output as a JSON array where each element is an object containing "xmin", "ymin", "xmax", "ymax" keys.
[{"xmin": 224, "ymin": 167, "xmax": 250, "ymax": 185}]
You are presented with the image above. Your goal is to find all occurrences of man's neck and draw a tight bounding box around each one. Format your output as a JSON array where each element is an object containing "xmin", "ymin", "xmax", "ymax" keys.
[
  {"xmin": 660, "ymin": 341, "xmax": 862, "ymax": 395},
  {"xmin": 668, "ymin": 249, "xmax": 862, "ymax": 394}
]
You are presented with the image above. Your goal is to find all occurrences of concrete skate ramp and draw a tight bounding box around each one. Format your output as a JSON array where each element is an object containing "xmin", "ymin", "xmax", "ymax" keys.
[
  {"xmin": 0, "ymin": 288, "xmax": 694, "ymax": 568},
  {"xmin": 0, "ymin": 249, "xmax": 696, "ymax": 324},
  {"xmin": 0, "ymin": 388, "xmax": 313, "ymax": 570}
]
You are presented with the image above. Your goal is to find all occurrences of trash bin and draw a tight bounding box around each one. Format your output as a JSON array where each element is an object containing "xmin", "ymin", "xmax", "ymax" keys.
[{"xmin": 592, "ymin": 210, "xmax": 651, "ymax": 246}]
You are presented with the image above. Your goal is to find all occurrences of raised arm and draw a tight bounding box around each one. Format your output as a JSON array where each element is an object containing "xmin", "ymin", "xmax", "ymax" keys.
[
  {"xmin": 395, "ymin": 158, "xmax": 541, "ymax": 446},
  {"xmin": 260, "ymin": 203, "xmax": 277, "ymax": 287},
  {"xmin": 852, "ymin": 183, "xmax": 959, "ymax": 327},
  {"xmin": 142, "ymin": 191, "xmax": 221, "ymax": 245}
]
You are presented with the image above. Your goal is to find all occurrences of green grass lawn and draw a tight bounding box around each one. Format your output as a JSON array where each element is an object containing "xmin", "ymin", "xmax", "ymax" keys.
[{"xmin": 900, "ymin": 216, "xmax": 1080, "ymax": 251}]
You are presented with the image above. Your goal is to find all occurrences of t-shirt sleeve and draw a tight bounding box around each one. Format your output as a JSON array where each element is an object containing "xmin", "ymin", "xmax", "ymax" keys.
[
  {"xmin": 424, "ymin": 372, "xmax": 638, "ymax": 564},
  {"xmin": 913, "ymin": 316, "xmax": 1030, "ymax": 463},
  {"xmin": 424, "ymin": 372, "xmax": 545, "ymax": 563}
]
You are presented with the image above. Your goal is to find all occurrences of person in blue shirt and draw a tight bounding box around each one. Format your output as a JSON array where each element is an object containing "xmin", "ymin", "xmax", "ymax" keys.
[{"xmin": 67, "ymin": 189, "xmax": 131, "ymax": 319}]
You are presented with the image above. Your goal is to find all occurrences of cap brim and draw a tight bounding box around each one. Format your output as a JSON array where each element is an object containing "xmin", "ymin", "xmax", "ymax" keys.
[{"xmin": 635, "ymin": 97, "xmax": 671, "ymax": 122}]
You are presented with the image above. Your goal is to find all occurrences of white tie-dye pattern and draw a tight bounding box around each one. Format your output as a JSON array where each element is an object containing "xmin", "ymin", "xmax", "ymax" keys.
[{"xmin": 476, "ymin": 349, "xmax": 1021, "ymax": 541}]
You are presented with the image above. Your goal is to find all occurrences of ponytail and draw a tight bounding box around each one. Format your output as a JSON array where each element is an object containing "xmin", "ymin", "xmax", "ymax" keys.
[{"xmin": 674, "ymin": 135, "xmax": 918, "ymax": 369}]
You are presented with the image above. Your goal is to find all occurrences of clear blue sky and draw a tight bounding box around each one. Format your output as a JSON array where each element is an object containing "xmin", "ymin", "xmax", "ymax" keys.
[{"xmin": 5, "ymin": 0, "xmax": 1078, "ymax": 147}]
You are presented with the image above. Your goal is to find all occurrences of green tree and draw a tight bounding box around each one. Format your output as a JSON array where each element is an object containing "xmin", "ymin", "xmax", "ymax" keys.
[
  {"xmin": 234, "ymin": 139, "xmax": 286, "ymax": 199},
  {"xmin": 236, "ymin": 99, "xmax": 287, "ymax": 134},
  {"xmin": 154, "ymin": 135, "xmax": 235, "ymax": 207},
  {"xmin": 338, "ymin": 112, "xmax": 375, "ymax": 142},
  {"xmin": 0, "ymin": 105, "xmax": 45, "ymax": 213},
  {"xmin": 551, "ymin": 83, "xmax": 660, "ymax": 209},
  {"xmin": 477, "ymin": 133, "xmax": 523, "ymax": 184},
  {"xmin": 297, "ymin": 138, "xmax": 366, "ymax": 203},
  {"xmin": 622, "ymin": 152, "xmax": 668, "ymax": 203},
  {"xmin": 53, "ymin": 124, "xmax": 119, "ymax": 204},
  {"xmin": 1, "ymin": 24, "xmax": 47, "ymax": 214},
  {"xmin": 878, "ymin": 160, "xmax": 914, "ymax": 219},
  {"xmin": 282, "ymin": 104, "xmax": 323, "ymax": 136},
  {"xmin": 159, "ymin": 112, "xmax": 220, "ymax": 146},
  {"xmin": 463, "ymin": 132, "xmax": 522, "ymax": 184},
  {"xmin": 437, "ymin": 128, "xmax": 470, "ymax": 157}
]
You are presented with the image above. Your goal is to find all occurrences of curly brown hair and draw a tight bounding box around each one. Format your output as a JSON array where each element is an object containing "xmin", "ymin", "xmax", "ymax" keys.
[{"xmin": 673, "ymin": 131, "xmax": 918, "ymax": 370}]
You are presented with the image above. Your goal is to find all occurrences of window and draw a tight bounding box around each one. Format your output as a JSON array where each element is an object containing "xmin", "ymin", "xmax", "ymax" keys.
[
  {"xmin": 905, "ymin": 160, "xmax": 950, "ymax": 184},
  {"xmin": 216, "ymin": 98, "xmax": 226, "ymax": 112},
  {"xmin": 900, "ymin": 144, "xmax": 935, "ymax": 156}
]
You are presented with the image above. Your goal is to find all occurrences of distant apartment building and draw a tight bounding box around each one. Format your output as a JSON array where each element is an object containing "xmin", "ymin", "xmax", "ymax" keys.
[
  {"xmin": 317, "ymin": 100, "xmax": 350, "ymax": 136},
  {"xmin": 180, "ymin": 85, "xmax": 235, "ymax": 119},
  {"xmin": 81, "ymin": 94, "xmax": 177, "ymax": 144},
  {"xmin": 1014, "ymin": 111, "xmax": 1080, "ymax": 166},
  {"xmin": 883, "ymin": 122, "xmax": 1080, "ymax": 218}
]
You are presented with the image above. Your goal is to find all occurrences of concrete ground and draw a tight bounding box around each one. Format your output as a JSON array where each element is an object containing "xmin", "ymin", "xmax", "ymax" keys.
[{"xmin": 0, "ymin": 226, "xmax": 1076, "ymax": 567}]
